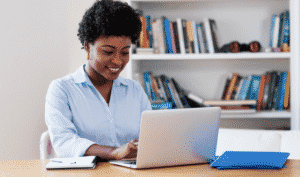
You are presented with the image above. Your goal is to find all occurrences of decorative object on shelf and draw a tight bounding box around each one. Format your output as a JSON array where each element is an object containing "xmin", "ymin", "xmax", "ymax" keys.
[{"xmin": 219, "ymin": 41, "xmax": 261, "ymax": 53}]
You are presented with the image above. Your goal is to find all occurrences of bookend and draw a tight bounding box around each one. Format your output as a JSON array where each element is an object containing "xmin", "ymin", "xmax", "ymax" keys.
[{"xmin": 220, "ymin": 41, "xmax": 261, "ymax": 53}]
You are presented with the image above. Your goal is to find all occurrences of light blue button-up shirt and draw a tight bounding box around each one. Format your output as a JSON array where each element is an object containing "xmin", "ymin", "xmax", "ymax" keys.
[{"xmin": 45, "ymin": 64, "xmax": 152, "ymax": 158}]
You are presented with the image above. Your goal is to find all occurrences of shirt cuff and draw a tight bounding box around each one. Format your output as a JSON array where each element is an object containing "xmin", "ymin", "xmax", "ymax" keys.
[{"xmin": 74, "ymin": 138, "xmax": 97, "ymax": 157}]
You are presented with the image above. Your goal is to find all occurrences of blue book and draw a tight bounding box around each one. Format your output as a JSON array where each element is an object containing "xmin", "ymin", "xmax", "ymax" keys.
[
  {"xmin": 278, "ymin": 12, "xmax": 284, "ymax": 47},
  {"xmin": 211, "ymin": 151, "xmax": 290, "ymax": 170},
  {"xmin": 145, "ymin": 15, "xmax": 153, "ymax": 48},
  {"xmin": 247, "ymin": 75, "xmax": 262, "ymax": 101},
  {"xmin": 163, "ymin": 17, "xmax": 173, "ymax": 53},
  {"xmin": 275, "ymin": 72, "xmax": 288, "ymax": 111},
  {"xmin": 239, "ymin": 75, "xmax": 252, "ymax": 100},
  {"xmin": 143, "ymin": 72, "xmax": 156, "ymax": 101},
  {"xmin": 143, "ymin": 72, "xmax": 151, "ymax": 99},
  {"xmin": 269, "ymin": 14, "xmax": 276, "ymax": 48},
  {"xmin": 151, "ymin": 102, "xmax": 173, "ymax": 110},
  {"xmin": 282, "ymin": 11, "xmax": 290, "ymax": 45}
]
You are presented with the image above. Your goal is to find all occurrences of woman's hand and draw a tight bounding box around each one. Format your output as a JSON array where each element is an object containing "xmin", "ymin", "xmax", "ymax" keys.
[{"xmin": 110, "ymin": 139, "xmax": 138, "ymax": 160}]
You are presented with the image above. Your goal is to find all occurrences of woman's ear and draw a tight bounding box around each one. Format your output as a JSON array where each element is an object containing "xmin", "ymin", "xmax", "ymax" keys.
[
  {"xmin": 84, "ymin": 41, "xmax": 90, "ymax": 53},
  {"xmin": 84, "ymin": 42, "xmax": 90, "ymax": 60}
]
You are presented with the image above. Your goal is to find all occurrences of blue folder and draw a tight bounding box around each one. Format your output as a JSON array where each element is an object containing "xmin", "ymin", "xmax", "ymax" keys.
[{"xmin": 210, "ymin": 151, "xmax": 290, "ymax": 170}]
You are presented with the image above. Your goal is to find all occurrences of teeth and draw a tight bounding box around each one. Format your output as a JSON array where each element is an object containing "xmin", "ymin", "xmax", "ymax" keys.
[{"xmin": 109, "ymin": 67, "xmax": 121, "ymax": 72}]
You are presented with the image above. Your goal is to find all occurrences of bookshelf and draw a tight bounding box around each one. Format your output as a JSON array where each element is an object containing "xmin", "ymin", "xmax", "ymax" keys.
[{"xmin": 120, "ymin": 0, "xmax": 300, "ymax": 130}]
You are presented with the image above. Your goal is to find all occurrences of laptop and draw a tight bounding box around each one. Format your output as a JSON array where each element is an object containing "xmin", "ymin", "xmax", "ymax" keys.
[{"xmin": 109, "ymin": 107, "xmax": 221, "ymax": 169}]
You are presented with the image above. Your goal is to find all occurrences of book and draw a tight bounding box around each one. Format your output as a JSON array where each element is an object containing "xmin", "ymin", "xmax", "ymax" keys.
[
  {"xmin": 282, "ymin": 10, "xmax": 290, "ymax": 46},
  {"xmin": 283, "ymin": 71, "xmax": 290, "ymax": 109},
  {"xmin": 203, "ymin": 18, "xmax": 214, "ymax": 53},
  {"xmin": 171, "ymin": 78, "xmax": 191, "ymax": 108},
  {"xmin": 266, "ymin": 71, "xmax": 279, "ymax": 110},
  {"xmin": 247, "ymin": 75, "xmax": 262, "ymax": 101},
  {"xmin": 203, "ymin": 100, "xmax": 256, "ymax": 106},
  {"xmin": 168, "ymin": 77, "xmax": 184, "ymax": 108},
  {"xmin": 274, "ymin": 72, "xmax": 288, "ymax": 111},
  {"xmin": 152, "ymin": 18, "xmax": 166, "ymax": 54},
  {"xmin": 234, "ymin": 77, "xmax": 246, "ymax": 100},
  {"xmin": 221, "ymin": 75, "xmax": 231, "ymax": 100},
  {"xmin": 192, "ymin": 21, "xmax": 200, "ymax": 54},
  {"xmin": 225, "ymin": 73, "xmax": 240, "ymax": 101},
  {"xmin": 155, "ymin": 76, "xmax": 168, "ymax": 102},
  {"xmin": 278, "ymin": 12, "xmax": 284, "ymax": 48},
  {"xmin": 139, "ymin": 16, "xmax": 150, "ymax": 48},
  {"xmin": 175, "ymin": 18, "xmax": 185, "ymax": 54},
  {"xmin": 145, "ymin": 15, "xmax": 153, "ymax": 48},
  {"xmin": 256, "ymin": 74, "xmax": 267, "ymax": 111},
  {"xmin": 231, "ymin": 75, "xmax": 242, "ymax": 100},
  {"xmin": 269, "ymin": 14, "xmax": 276, "ymax": 48},
  {"xmin": 221, "ymin": 109, "xmax": 257, "ymax": 115},
  {"xmin": 169, "ymin": 22, "xmax": 177, "ymax": 53},
  {"xmin": 238, "ymin": 75, "xmax": 253, "ymax": 100},
  {"xmin": 186, "ymin": 20, "xmax": 195, "ymax": 53},
  {"xmin": 196, "ymin": 23, "xmax": 205, "ymax": 53},
  {"xmin": 163, "ymin": 17, "xmax": 173, "ymax": 53},
  {"xmin": 172, "ymin": 21, "xmax": 181, "ymax": 54},
  {"xmin": 160, "ymin": 74, "xmax": 176, "ymax": 108},
  {"xmin": 46, "ymin": 156, "xmax": 98, "ymax": 170},
  {"xmin": 209, "ymin": 19, "xmax": 220, "ymax": 53},
  {"xmin": 151, "ymin": 101, "xmax": 173, "ymax": 110},
  {"xmin": 272, "ymin": 15, "xmax": 280, "ymax": 49},
  {"xmin": 262, "ymin": 72, "xmax": 271, "ymax": 110},
  {"xmin": 187, "ymin": 92, "xmax": 205, "ymax": 105},
  {"xmin": 198, "ymin": 22, "xmax": 209, "ymax": 53},
  {"xmin": 181, "ymin": 19, "xmax": 190, "ymax": 54}
]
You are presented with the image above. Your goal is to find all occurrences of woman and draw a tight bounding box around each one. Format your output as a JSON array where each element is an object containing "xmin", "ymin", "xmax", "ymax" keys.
[{"xmin": 45, "ymin": 0, "xmax": 151, "ymax": 160}]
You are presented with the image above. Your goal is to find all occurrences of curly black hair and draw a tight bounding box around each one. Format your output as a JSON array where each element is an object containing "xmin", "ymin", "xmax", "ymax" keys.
[{"xmin": 78, "ymin": 0, "xmax": 141, "ymax": 48}]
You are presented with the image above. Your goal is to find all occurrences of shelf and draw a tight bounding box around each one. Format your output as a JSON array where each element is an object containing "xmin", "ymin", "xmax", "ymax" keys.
[
  {"xmin": 220, "ymin": 110, "xmax": 291, "ymax": 119},
  {"xmin": 131, "ymin": 52, "xmax": 290, "ymax": 60}
]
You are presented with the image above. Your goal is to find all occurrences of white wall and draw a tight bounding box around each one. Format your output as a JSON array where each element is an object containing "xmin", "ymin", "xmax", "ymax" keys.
[{"xmin": 0, "ymin": 0, "xmax": 69, "ymax": 160}]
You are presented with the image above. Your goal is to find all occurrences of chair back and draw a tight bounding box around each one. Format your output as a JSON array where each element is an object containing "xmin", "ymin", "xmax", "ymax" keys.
[{"xmin": 40, "ymin": 130, "xmax": 58, "ymax": 160}]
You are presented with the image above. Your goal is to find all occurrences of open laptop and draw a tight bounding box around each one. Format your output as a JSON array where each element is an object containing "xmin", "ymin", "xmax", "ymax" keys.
[{"xmin": 109, "ymin": 107, "xmax": 221, "ymax": 169}]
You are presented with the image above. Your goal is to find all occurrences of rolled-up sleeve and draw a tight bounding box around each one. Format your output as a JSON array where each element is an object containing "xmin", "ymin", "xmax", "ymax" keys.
[{"xmin": 45, "ymin": 80, "xmax": 95, "ymax": 158}]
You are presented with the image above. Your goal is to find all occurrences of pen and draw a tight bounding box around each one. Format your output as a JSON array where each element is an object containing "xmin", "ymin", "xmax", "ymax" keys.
[
  {"xmin": 51, "ymin": 160, "xmax": 63, "ymax": 163},
  {"xmin": 51, "ymin": 160, "xmax": 76, "ymax": 164}
]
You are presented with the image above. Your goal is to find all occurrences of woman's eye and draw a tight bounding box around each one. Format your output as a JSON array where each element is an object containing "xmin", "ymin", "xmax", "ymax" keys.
[{"xmin": 103, "ymin": 51, "xmax": 113, "ymax": 55}]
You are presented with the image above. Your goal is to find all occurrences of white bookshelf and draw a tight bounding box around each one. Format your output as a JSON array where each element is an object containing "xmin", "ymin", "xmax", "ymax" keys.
[{"xmin": 121, "ymin": 0, "xmax": 300, "ymax": 130}]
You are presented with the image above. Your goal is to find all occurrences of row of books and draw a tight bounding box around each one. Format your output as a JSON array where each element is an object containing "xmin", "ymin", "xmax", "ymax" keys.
[
  {"xmin": 269, "ymin": 10, "xmax": 290, "ymax": 52},
  {"xmin": 221, "ymin": 71, "xmax": 290, "ymax": 112},
  {"xmin": 137, "ymin": 14, "xmax": 219, "ymax": 54},
  {"xmin": 139, "ymin": 72, "xmax": 257, "ymax": 114}
]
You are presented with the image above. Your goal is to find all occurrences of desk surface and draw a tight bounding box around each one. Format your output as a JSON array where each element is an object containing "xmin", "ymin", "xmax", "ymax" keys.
[{"xmin": 1, "ymin": 159, "xmax": 300, "ymax": 177}]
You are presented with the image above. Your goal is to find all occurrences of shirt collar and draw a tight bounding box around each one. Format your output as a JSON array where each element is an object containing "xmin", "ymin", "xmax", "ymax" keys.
[{"xmin": 73, "ymin": 64, "xmax": 129, "ymax": 87}]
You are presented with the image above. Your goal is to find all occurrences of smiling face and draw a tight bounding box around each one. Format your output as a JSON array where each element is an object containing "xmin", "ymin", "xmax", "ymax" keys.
[{"xmin": 84, "ymin": 35, "xmax": 131, "ymax": 84}]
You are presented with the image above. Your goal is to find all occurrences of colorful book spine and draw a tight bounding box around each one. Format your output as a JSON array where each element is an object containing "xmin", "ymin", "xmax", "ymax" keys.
[
  {"xmin": 282, "ymin": 10, "xmax": 290, "ymax": 45},
  {"xmin": 176, "ymin": 18, "xmax": 185, "ymax": 54},
  {"xmin": 192, "ymin": 21, "xmax": 200, "ymax": 54},
  {"xmin": 203, "ymin": 18, "xmax": 214, "ymax": 53},
  {"xmin": 196, "ymin": 23, "xmax": 205, "ymax": 53},
  {"xmin": 172, "ymin": 21, "xmax": 181, "ymax": 54},
  {"xmin": 145, "ymin": 15, "xmax": 153, "ymax": 48},
  {"xmin": 272, "ymin": 15, "xmax": 280, "ymax": 48},
  {"xmin": 225, "ymin": 73, "xmax": 239, "ymax": 101},
  {"xmin": 247, "ymin": 75, "xmax": 262, "ymax": 101},
  {"xmin": 275, "ymin": 72, "xmax": 288, "ymax": 111},
  {"xmin": 169, "ymin": 22, "xmax": 177, "ymax": 54},
  {"xmin": 269, "ymin": 14, "xmax": 276, "ymax": 48},
  {"xmin": 163, "ymin": 17, "xmax": 173, "ymax": 53},
  {"xmin": 239, "ymin": 75, "xmax": 252, "ymax": 100},
  {"xmin": 283, "ymin": 71, "xmax": 290, "ymax": 109}
]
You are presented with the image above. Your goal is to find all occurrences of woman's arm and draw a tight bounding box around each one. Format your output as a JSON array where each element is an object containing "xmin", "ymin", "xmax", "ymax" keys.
[{"xmin": 84, "ymin": 139, "xmax": 138, "ymax": 160}]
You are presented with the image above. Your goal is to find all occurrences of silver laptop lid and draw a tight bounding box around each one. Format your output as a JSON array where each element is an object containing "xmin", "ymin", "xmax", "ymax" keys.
[{"xmin": 136, "ymin": 107, "xmax": 221, "ymax": 169}]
